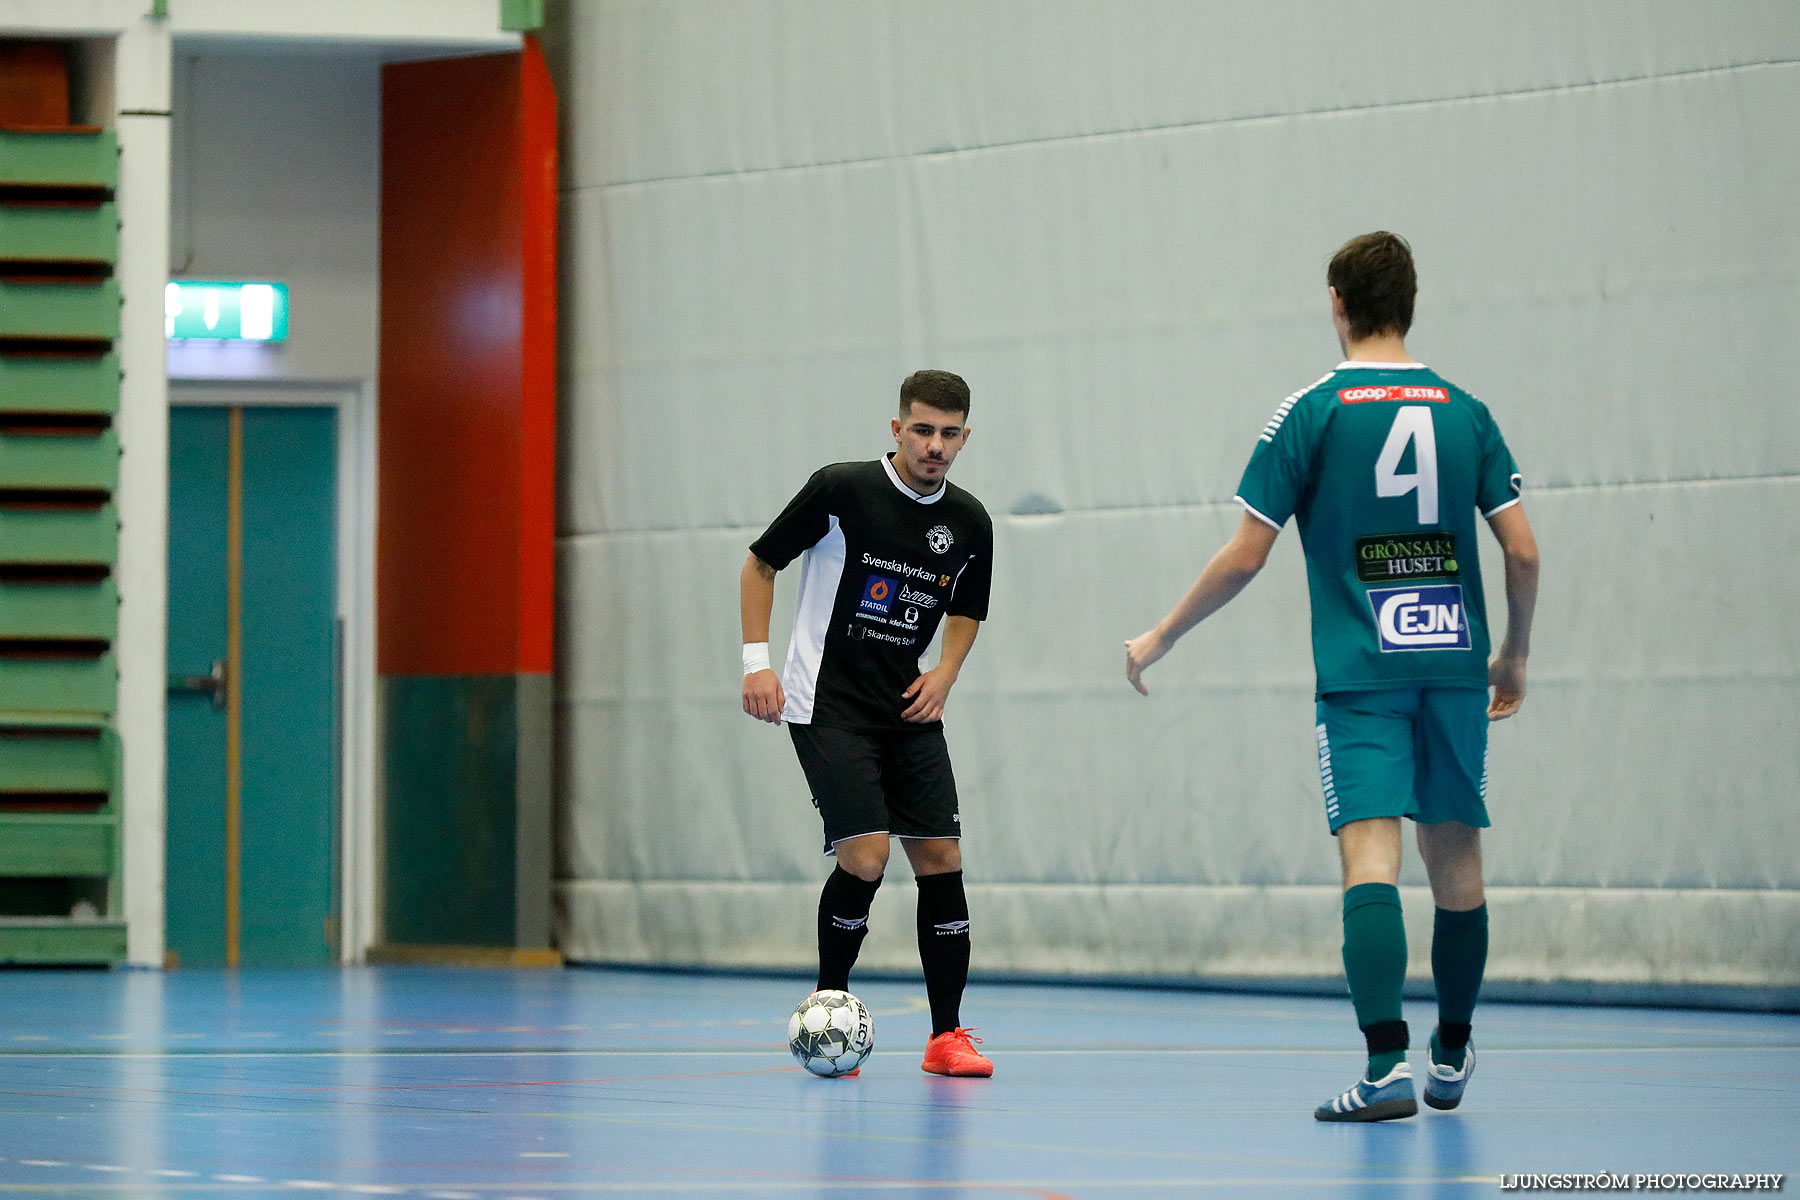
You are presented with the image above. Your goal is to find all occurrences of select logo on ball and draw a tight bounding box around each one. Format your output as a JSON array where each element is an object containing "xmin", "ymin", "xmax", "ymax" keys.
[{"xmin": 788, "ymin": 990, "xmax": 875, "ymax": 1077}]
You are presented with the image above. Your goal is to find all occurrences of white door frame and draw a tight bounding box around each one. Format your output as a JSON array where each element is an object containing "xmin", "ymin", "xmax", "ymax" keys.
[{"xmin": 167, "ymin": 377, "xmax": 378, "ymax": 963}]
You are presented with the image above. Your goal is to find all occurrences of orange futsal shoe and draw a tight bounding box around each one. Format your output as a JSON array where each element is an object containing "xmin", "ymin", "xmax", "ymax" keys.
[{"xmin": 921, "ymin": 1027, "xmax": 993, "ymax": 1077}]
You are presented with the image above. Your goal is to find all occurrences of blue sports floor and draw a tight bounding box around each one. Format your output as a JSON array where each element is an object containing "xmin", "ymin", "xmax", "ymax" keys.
[{"xmin": 0, "ymin": 967, "xmax": 1794, "ymax": 1198}]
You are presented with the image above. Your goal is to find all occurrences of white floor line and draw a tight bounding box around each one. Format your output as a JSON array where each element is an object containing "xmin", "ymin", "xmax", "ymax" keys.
[
  {"xmin": 0, "ymin": 1043, "xmax": 1793, "ymax": 1061},
  {"xmin": 2, "ymin": 1180, "xmax": 1506, "ymax": 1193}
]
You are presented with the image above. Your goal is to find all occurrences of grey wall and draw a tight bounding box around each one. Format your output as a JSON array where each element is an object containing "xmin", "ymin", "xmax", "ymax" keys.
[
  {"xmin": 546, "ymin": 1, "xmax": 1800, "ymax": 991},
  {"xmin": 167, "ymin": 50, "xmax": 381, "ymax": 384}
]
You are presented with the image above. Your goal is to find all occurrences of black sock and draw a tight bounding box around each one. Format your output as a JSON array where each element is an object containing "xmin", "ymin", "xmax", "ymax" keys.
[
  {"xmin": 1362, "ymin": 1020, "xmax": 1410, "ymax": 1080},
  {"xmin": 817, "ymin": 865, "xmax": 881, "ymax": 992},
  {"xmin": 916, "ymin": 870, "xmax": 971, "ymax": 1037}
]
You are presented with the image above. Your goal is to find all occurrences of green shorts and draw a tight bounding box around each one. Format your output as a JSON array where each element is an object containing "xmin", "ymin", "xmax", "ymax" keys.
[{"xmin": 1314, "ymin": 687, "xmax": 1491, "ymax": 834}]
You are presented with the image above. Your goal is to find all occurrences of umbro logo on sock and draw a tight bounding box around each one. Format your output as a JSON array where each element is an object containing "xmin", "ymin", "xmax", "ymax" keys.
[
  {"xmin": 830, "ymin": 915, "xmax": 868, "ymax": 931},
  {"xmin": 933, "ymin": 920, "xmax": 971, "ymax": 936}
]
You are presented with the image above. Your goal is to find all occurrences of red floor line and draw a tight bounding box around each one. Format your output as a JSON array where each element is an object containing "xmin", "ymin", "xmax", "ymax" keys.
[
  {"xmin": 288, "ymin": 1064, "xmax": 807, "ymax": 1091},
  {"xmin": 663, "ymin": 1165, "xmax": 1075, "ymax": 1199},
  {"xmin": 0, "ymin": 1064, "xmax": 806, "ymax": 1102}
]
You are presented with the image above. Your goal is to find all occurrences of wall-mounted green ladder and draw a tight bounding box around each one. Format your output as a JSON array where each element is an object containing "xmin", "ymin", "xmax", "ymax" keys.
[{"xmin": 0, "ymin": 119, "xmax": 128, "ymax": 964}]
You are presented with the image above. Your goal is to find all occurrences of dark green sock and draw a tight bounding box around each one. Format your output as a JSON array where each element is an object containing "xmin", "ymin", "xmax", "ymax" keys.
[
  {"xmin": 1431, "ymin": 904, "xmax": 1488, "ymax": 1069},
  {"xmin": 1342, "ymin": 883, "xmax": 1407, "ymax": 1080}
]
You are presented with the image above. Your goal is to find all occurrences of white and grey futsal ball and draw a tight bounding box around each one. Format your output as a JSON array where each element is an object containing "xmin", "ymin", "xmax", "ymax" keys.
[{"xmin": 787, "ymin": 989, "xmax": 874, "ymax": 1077}]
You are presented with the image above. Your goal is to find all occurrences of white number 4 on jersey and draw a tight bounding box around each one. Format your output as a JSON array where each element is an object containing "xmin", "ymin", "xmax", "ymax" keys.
[{"xmin": 1375, "ymin": 405, "xmax": 1439, "ymax": 525}]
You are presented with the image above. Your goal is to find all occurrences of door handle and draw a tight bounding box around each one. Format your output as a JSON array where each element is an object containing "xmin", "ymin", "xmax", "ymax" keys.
[{"xmin": 167, "ymin": 658, "xmax": 227, "ymax": 710}]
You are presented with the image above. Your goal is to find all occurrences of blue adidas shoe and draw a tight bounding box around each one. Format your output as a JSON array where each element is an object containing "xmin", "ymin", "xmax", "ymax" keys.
[
  {"xmin": 1424, "ymin": 1032, "xmax": 1475, "ymax": 1110},
  {"xmin": 1313, "ymin": 1062, "xmax": 1418, "ymax": 1122}
]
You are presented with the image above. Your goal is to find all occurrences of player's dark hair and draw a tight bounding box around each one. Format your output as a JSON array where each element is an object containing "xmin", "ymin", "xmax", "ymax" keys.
[
  {"xmin": 899, "ymin": 370, "xmax": 971, "ymax": 420},
  {"xmin": 1328, "ymin": 232, "xmax": 1417, "ymax": 341}
]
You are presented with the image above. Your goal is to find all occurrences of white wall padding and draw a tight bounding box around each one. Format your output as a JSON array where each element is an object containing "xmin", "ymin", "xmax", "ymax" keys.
[
  {"xmin": 545, "ymin": 2, "xmax": 1800, "ymax": 991},
  {"xmin": 557, "ymin": 880, "xmax": 1800, "ymax": 990}
]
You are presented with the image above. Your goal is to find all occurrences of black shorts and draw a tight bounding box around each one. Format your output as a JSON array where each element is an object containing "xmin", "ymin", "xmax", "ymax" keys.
[{"xmin": 788, "ymin": 723, "xmax": 961, "ymax": 853}]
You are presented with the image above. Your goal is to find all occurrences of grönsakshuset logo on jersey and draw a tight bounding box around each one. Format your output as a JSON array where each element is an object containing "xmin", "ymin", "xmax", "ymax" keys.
[
  {"xmin": 1367, "ymin": 584, "xmax": 1471, "ymax": 652},
  {"xmin": 1355, "ymin": 532, "xmax": 1459, "ymax": 583},
  {"xmin": 926, "ymin": 525, "xmax": 953, "ymax": 554}
]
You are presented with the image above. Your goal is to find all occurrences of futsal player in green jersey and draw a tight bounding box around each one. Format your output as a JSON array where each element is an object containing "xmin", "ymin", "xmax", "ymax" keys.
[{"xmin": 1124, "ymin": 232, "xmax": 1540, "ymax": 1121}]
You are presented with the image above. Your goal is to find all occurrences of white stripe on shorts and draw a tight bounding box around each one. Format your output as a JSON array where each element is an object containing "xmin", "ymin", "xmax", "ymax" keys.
[{"xmin": 1317, "ymin": 723, "xmax": 1340, "ymax": 817}]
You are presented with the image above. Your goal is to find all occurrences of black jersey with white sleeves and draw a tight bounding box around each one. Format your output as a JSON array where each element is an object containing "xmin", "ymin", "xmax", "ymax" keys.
[{"xmin": 750, "ymin": 456, "xmax": 993, "ymax": 730}]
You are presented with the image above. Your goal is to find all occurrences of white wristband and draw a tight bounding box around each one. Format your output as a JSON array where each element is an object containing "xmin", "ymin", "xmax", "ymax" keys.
[{"xmin": 742, "ymin": 642, "xmax": 772, "ymax": 675}]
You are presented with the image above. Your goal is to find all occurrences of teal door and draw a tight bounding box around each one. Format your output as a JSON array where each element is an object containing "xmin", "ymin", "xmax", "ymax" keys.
[{"xmin": 166, "ymin": 405, "xmax": 338, "ymax": 966}]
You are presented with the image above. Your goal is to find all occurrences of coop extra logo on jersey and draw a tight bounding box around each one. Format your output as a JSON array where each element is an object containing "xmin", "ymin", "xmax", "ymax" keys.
[
  {"xmin": 1355, "ymin": 533, "xmax": 1460, "ymax": 583},
  {"xmin": 1367, "ymin": 584, "xmax": 1471, "ymax": 652},
  {"xmin": 1338, "ymin": 385, "xmax": 1449, "ymax": 404},
  {"xmin": 859, "ymin": 573, "xmax": 900, "ymax": 616}
]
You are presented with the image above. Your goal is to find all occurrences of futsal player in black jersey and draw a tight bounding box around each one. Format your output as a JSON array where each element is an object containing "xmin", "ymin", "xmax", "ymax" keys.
[{"xmin": 740, "ymin": 370, "xmax": 996, "ymax": 1077}]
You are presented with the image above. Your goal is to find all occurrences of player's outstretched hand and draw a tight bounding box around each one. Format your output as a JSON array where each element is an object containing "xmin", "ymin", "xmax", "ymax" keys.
[
  {"xmin": 1487, "ymin": 655, "xmax": 1526, "ymax": 721},
  {"xmin": 901, "ymin": 667, "xmax": 956, "ymax": 723},
  {"xmin": 1124, "ymin": 629, "xmax": 1168, "ymax": 696},
  {"xmin": 742, "ymin": 668, "xmax": 785, "ymax": 725}
]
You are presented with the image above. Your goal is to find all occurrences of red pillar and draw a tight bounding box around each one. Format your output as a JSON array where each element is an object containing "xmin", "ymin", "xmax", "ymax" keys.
[{"xmin": 376, "ymin": 41, "xmax": 557, "ymax": 953}]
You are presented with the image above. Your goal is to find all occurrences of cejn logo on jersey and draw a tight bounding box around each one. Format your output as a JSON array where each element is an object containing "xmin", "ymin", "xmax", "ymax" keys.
[
  {"xmin": 1339, "ymin": 385, "xmax": 1449, "ymax": 404},
  {"xmin": 859, "ymin": 574, "xmax": 899, "ymax": 616},
  {"xmin": 1367, "ymin": 584, "xmax": 1471, "ymax": 652},
  {"xmin": 926, "ymin": 525, "xmax": 954, "ymax": 554}
]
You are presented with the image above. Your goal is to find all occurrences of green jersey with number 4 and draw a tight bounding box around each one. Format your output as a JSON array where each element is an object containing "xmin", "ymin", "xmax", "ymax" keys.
[{"xmin": 1235, "ymin": 362, "xmax": 1521, "ymax": 696}]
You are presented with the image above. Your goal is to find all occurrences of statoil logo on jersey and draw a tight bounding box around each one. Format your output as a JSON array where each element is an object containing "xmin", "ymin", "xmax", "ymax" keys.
[
  {"xmin": 859, "ymin": 573, "xmax": 900, "ymax": 616},
  {"xmin": 1367, "ymin": 584, "xmax": 1471, "ymax": 652}
]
